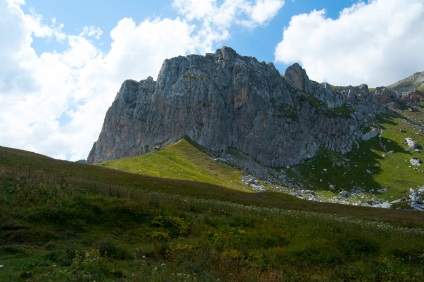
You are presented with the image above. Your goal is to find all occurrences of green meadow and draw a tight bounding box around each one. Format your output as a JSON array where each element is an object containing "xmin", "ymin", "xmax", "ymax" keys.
[
  {"xmin": 285, "ymin": 109, "xmax": 424, "ymax": 203},
  {"xmin": 98, "ymin": 138, "xmax": 249, "ymax": 192},
  {"xmin": 1, "ymin": 143, "xmax": 424, "ymax": 281}
]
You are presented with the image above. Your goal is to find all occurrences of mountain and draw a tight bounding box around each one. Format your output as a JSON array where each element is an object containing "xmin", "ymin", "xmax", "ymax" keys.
[
  {"xmin": 88, "ymin": 47, "xmax": 389, "ymax": 167},
  {"xmin": 388, "ymin": 71, "xmax": 424, "ymax": 93},
  {"xmin": 368, "ymin": 71, "xmax": 424, "ymax": 107}
]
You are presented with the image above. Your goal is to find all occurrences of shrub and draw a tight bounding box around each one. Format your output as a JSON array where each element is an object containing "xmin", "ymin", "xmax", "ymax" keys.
[
  {"xmin": 97, "ymin": 238, "xmax": 117, "ymax": 258},
  {"xmin": 151, "ymin": 216, "xmax": 190, "ymax": 238},
  {"xmin": 339, "ymin": 236, "xmax": 380, "ymax": 260}
]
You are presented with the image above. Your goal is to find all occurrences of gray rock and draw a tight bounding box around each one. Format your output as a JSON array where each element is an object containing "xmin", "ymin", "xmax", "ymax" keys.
[
  {"xmin": 410, "ymin": 202, "xmax": 424, "ymax": 211},
  {"xmin": 362, "ymin": 128, "xmax": 380, "ymax": 141},
  {"xmin": 410, "ymin": 158, "xmax": 422, "ymax": 166},
  {"xmin": 250, "ymin": 184, "xmax": 265, "ymax": 192},
  {"xmin": 373, "ymin": 201, "xmax": 392, "ymax": 209},
  {"xmin": 339, "ymin": 190, "xmax": 350, "ymax": 197},
  {"xmin": 406, "ymin": 138, "xmax": 417, "ymax": 149},
  {"xmin": 88, "ymin": 47, "xmax": 389, "ymax": 166}
]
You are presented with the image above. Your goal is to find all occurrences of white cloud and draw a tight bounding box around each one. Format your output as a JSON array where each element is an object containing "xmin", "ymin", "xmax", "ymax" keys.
[
  {"xmin": 0, "ymin": 0, "xmax": 37, "ymax": 93},
  {"xmin": 81, "ymin": 26, "xmax": 103, "ymax": 39},
  {"xmin": 173, "ymin": 0, "xmax": 284, "ymax": 46},
  {"xmin": 248, "ymin": 0, "xmax": 285, "ymax": 25},
  {"xmin": 275, "ymin": 0, "xmax": 424, "ymax": 87},
  {"xmin": 0, "ymin": 1, "xmax": 200, "ymax": 161},
  {"xmin": 172, "ymin": 0, "xmax": 216, "ymax": 21},
  {"xmin": 106, "ymin": 17, "xmax": 198, "ymax": 80},
  {"xmin": 0, "ymin": 0, "xmax": 284, "ymax": 161}
]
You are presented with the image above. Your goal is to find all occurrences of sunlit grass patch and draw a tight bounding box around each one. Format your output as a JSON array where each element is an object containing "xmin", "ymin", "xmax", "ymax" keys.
[
  {"xmin": 98, "ymin": 138, "xmax": 249, "ymax": 191},
  {"xmin": 285, "ymin": 110, "xmax": 424, "ymax": 201}
]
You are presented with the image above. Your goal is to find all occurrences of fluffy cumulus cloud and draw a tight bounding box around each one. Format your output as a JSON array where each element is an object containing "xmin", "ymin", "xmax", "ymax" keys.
[
  {"xmin": 275, "ymin": 0, "xmax": 424, "ymax": 87},
  {"xmin": 173, "ymin": 0, "xmax": 284, "ymax": 47},
  {"xmin": 0, "ymin": 0, "xmax": 284, "ymax": 161},
  {"xmin": 0, "ymin": 1, "xmax": 198, "ymax": 160}
]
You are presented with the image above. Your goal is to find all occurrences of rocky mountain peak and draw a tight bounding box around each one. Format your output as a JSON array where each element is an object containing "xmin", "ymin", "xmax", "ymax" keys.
[
  {"xmin": 284, "ymin": 63, "xmax": 311, "ymax": 92},
  {"xmin": 215, "ymin": 46, "xmax": 239, "ymax": 61},
  {"xmin": 88, "ymin": 48, "xmax": 395, "ymax": 167}
]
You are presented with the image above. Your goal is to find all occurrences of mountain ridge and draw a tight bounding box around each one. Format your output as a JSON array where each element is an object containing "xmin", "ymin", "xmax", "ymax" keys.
[
  {"xmin": 388, "ymin": 70, "xmax": 424, "ymax": 93},
  {"xmin": 88, "ymin": 47, "xmax": 412, "ymax": 168}
]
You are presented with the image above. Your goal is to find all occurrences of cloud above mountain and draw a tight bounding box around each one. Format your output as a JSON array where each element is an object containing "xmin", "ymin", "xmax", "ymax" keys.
[
  {"xmin": 0, "ymin": 0, "xmax": 284, "ymax": 160},
  {"xmin": 275, "ymin": 0, "xmax": 424, "ymax": 87}
]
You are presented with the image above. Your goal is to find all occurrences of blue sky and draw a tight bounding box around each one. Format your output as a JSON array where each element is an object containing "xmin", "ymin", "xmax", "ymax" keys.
[
  {"xmin": 1, "ymin": 0, "xmax": 424, "ymax": 161},
  {"xmin": 23, "ymin": 0, "xmax": 356, "ymax": 72}
]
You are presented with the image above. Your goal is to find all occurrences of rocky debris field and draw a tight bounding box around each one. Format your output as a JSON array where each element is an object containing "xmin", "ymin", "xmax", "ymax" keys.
[{"xmin": 242, "ymin": 173, "xmax": 424, "ymax": 211}]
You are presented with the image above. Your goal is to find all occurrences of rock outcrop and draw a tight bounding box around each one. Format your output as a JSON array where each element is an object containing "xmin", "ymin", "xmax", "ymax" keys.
[
  {"xmin": 88, "ymin": 47, "xmax": 388, "ymax": 166},
  {"xmin": 388, "ymin": 70, "xmax": 424, "ymax": 94},
  {"xmin": 374, "ymin": 87, "xmax": 424, "ymax": 107}
]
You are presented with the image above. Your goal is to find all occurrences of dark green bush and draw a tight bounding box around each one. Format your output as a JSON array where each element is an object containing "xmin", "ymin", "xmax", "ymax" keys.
[{"xmin": 98, "ymin": 238, "xmax": 118, "ymax": 258}]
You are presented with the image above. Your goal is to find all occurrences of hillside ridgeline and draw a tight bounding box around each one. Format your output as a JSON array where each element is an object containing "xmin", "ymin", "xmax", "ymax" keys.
[{"xmin": 88, "ymin": 47, "xmax": 413, "ymax": 167}]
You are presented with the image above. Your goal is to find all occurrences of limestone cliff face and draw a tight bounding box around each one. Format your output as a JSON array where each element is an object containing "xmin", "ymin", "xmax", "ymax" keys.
[{"xmin": 88, "ymin": 47, "xmax": 386, "ymax": 166}]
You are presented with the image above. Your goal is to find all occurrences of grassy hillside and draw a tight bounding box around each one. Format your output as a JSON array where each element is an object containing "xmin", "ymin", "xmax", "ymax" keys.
[
  {"xmin": 2, "ymin": 146, "xmax": 424, "ymax": 281},
  {"xmin": 98, "ymin": 138, "xmax": 249, "ymax": 192},
  {"xmin": 285, "ymin": 109, "xmax": 424, "ymax": 203}
]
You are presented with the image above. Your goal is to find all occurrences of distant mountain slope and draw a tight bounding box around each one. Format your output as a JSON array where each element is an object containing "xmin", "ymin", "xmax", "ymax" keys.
[
  {"xmin": 389, "ymin": 71, "xmax": 424, "ymax": 93},
  {"xmin": 98, "ymin": 138, "xmax": 250, "ymax": 191}
]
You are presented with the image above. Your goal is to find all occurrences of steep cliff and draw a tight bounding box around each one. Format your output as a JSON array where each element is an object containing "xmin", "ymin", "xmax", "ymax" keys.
[{"xmin": 88, "ymin": 47, "xmax": 387, "ymax": 166}]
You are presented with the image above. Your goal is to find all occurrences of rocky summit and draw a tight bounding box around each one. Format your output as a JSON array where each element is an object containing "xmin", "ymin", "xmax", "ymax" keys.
[{"xmin": 87, "ymin": 47, "xmax": 417, "ymax": 167}]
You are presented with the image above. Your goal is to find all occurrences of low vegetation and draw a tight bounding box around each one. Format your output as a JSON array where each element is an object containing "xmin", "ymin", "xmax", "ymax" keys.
[
  {"xmin": 98, "ymin": 138, "xmax": 249, "ymax": 192},
  {"xmin": 298, "ymin": 92, "xmax": 354, "ymax": 118},
  {"xmin": 2, "ymin": 145, "xmax": 424, "ymax": 281},
  {"xmin": 286, "ymin": 109, "xmax": 424, "ymax": 202},
  {"xmin": 273, "ymin": 103, "xmax": 298, "ymax": 120},
  {"xmin": 183, "ymin": 73, "xmax": 209, "ymax": 80}
]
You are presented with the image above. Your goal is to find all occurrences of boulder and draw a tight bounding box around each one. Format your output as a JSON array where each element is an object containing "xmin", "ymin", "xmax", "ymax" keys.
[
  {"xmin": 406, "ymin": 138, "xmax": 417, "ymax": 149},
  {"xmin": 410, "ymin": 158, "xmax": 422, "ymax": 166}
]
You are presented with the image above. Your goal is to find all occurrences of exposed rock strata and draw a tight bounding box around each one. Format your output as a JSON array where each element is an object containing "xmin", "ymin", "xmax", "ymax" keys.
[{"xmin": 88, "ymin": 47, "xmax": 388, "ymax": 166}]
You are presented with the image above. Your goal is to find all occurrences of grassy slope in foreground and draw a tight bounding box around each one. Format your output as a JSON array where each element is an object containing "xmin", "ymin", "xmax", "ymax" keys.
[
  {"xmin": 2, "ymin": 146, "xmax": 424, "ymax": 281},
  {"xmin": 98, "ymin": 138, "xmax": 249, "ymax": 192}
]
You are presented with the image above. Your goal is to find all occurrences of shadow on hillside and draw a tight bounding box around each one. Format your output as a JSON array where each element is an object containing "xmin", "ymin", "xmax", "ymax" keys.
[{"xmin": 288, "ymin": 134, "xmax": 408, "ymax": 193}]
